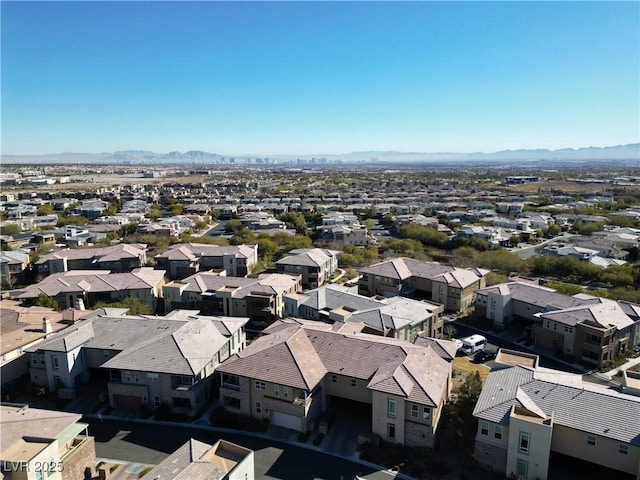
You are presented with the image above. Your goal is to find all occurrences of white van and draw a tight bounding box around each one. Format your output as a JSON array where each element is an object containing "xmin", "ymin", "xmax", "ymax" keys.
[{"xmin": 459, "ymin": 334, "xmax": 487, "ymax": 355}]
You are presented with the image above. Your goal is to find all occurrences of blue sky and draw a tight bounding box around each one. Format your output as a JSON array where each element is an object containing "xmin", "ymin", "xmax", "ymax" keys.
[{"xmin": 2, "ymin": 1, "xmax": 639, "ymax": 155}]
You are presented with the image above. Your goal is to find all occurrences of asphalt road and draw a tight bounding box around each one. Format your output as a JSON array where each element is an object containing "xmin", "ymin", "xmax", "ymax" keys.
[{"xmin": 84, "ymin": 417, "xmax": 403, "ymax": 480}]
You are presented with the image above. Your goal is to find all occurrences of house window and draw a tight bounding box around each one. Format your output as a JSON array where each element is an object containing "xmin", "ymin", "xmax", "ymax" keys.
[
  {"xmin": 516, "ymin": 459, "xmax": 528, "ymax": 478},
  {"xmin": 587, "ymin": 435, "xmax": 596, "ymax": 446},
  {"xmin": 494, "ymin": 425, "xmax": 503, "ymax": 440},
  {"xmin": 52, "ymin": 356, "xmax": 59, "ymax": 369},
  {"xmin": 134, "ymin": 372, "xmax": 140, "ymax": 383},
  {"xmin": 39, "ymin": 354, "xmax": 45, "ymax": 365},
  {"xmin": 481, "ymin": 421, "xmax": 489, "ymax": 435},
  {"xmin": 154, "ymin": 396, "xmax": 161, "ymax": 407},
  {"xmin": 147, "ymin": 373, "xmax": 159, "ymax": 382},
  {"xmin": 274, "ymin": 384, "xmax": 279, "ymax": 396},
  {"xmin": 350, "ymin": 379, "xmax": 357, "ymax": 387},
  {"xmin": 411, "ymin": 405, "xmax": 419, "ymax": 418},
  {"xmin": 619, "ymin": 444, "xmax": 629, "ymax": 455},
  {"xmin": 423, "ymin": 407, "xmax": 431, "ymax": 422},
  {"xmin": 284, "ymin": 387, "xmax": 289, "ymax": 399},
  {"xmin": 331, "ymin": 374, "xmax": 337, "ymax": 383},
  {"xmin": 519, "ymin": 432, "xmax": 530, "ymax": 453},
  {"xmin": 125, "ymin": 371, "xmax": 131, "ymax": 382},
  {"xmin": 388, "ymin": 399, "xmax": 396, "ymax": 418},
  {"xmin": 387, "ymin": 423, "xmax": 396, "ymax": 440},
  {"xmin": 255, "ymin": 381, "xmax": 266, "ymax": 390},
  {"xmin": 256, "ymin": 402, "xmax": 262, "ymax": 414}
]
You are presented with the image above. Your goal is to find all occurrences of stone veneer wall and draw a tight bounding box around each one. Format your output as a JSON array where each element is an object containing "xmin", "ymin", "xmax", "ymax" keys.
[
  {"xmin": 61, "ymin": 436, "xmax": 96, "ymax": 480},
  {"xmin": 404, "ymin": 421, "xmax": 435, "ymax": 448},
  {"xmin": 474, "ymin": 437, "xmax": 507, "ymax": 473}
]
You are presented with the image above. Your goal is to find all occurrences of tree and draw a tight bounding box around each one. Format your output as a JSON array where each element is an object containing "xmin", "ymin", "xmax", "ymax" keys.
[
  {"xmin": 257, "ymin": 238, "xmax": 279, "ymax": 262},
  {"xmin": 457, "ymin": 371, "xmax": 483, "ymax": 420},
  {"xmin": 0, "ymin": 223, "xmax": 21, "ymax": 236},
  {"xmin": 545, "ymin": 224, "xmax": 561, "ymax": 238},
  {"xmin": 94, "ymin": 297, "xmax": 151, "ymax": 315},
  {"xmin": 37, "ymin": 204, "xmax": 54, "ymax": 216},
  {"xmin": 34, "ymin": 293, "xmax": 60, "ymax": 311},
  {"xmin": 104, "ymin": 202, "xmax": 119, "ymax": 216},
  {"xmin": 57, "ymin": 215, "xmax": 89, "ymax": 227}
]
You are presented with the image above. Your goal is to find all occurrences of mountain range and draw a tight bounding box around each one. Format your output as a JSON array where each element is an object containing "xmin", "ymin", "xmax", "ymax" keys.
[{"xmin": 1, "ymin": 144, "xmax": 638, "ymax": 165}]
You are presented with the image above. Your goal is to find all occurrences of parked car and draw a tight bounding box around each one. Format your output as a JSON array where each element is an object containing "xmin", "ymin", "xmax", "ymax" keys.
[{"xmin": 474, "ymin": 350, "xmax": 497, "ymax": 363}]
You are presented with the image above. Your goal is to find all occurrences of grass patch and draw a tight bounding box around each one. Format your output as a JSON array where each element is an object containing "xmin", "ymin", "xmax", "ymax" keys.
[{"xmin": 453, "ymin": 357, "xmax": 490, "ymax": 381}]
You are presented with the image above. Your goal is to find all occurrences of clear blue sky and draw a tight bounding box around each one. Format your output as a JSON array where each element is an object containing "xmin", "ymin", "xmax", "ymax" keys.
[{"xmin": 2, "ymin": 1, "xmax": 639, "ymax": 155}]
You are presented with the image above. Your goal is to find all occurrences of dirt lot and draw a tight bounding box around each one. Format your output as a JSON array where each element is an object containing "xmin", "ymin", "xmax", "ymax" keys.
[{"xmin": 452, "ymin": 356, "xmax": 490, "ymax": 390}]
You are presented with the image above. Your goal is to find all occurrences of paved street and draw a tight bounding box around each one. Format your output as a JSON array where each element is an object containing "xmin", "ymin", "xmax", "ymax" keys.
[{"xmin": 84, "ymin": 417, "xmax": 405, "ymax": 480}]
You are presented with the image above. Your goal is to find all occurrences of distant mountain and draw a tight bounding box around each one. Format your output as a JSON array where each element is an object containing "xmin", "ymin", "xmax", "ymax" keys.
[{"xmin": 1, "ymin": 144, "xmax": 638, "ymax": 165}]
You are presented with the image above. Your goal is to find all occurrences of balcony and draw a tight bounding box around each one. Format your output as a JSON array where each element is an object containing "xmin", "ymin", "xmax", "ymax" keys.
[{"xmin": 221, "ymin": 381, "xmax": 240, "ymax": 391}]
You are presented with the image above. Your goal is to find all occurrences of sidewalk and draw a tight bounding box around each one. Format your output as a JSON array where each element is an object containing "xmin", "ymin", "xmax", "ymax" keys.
[{"xmin": 603, "ymin": 354, "xmax": 640, "ymax": 378}]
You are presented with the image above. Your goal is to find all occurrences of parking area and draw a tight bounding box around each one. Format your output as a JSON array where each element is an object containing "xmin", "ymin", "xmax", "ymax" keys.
[{"xmin": 315, "ymin": 397, "xmax": 371, "ymax": 456}]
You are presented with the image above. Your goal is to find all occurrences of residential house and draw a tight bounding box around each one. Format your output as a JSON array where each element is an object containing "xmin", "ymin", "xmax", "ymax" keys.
[
  {"xmin": 0, "ymin": 301, "xmax": 78, "ymax": 389},
  {"xmin": 140, "ymin": 439, "xmax": 254, "ymax": 480},
  {"xmin": 26, "ymin": 310, "xmax": 248, "ymax": 416},
  {"xmin": 317, "ymin": 224, "xmax": 370, "ymax": 247},
  {"xmin": 275, "ymin": 248, "xmax": 340, "ymax": 288},
  {"xmin": 217, "ymin": 318, "xmax": 455, "ymax": 448},
  {"xmin": 155, "ymin": 243, "xmax": 258, "ymax": 280},
  {"xmin": 16, "ymin": 267, "xmax": 166, "ymax": 311},
  {"xmin": 284, "ymin": 284, "xmax": 445, "ymax": 340},
  {"xmin": 358, "ymin": 257, "xmax": 488, "ymax": 313},
  {"xmin": 163, "ymin": 272, "xmax": 301, "ymax": 326},
  {"xmin": 0, "ymin": 249, "xmax": 31, "ymax": 287},
  {"xmin": 475, "ymin": 282, "xmax": 640, "ymax": 367},
  {"xmin": 473, "ymin": 349, "xmax": 640, "ymax": 479},
  {"xmin": 0, "ymin": 404, "xmax": 96, "ymax": 480},
  {"xmin": 35, "ymin": 243, "xmax": 147, "ymax": 278}
]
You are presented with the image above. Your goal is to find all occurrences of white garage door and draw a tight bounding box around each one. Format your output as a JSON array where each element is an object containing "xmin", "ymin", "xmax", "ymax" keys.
[{"xmin": 271, "ymin": 411, "xmax": 302, "ymax": 431}]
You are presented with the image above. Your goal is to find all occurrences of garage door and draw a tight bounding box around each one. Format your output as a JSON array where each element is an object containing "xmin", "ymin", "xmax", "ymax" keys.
[
  {"xmin": 113, "ymin": 394, "xmax": 144, "ymax": 411},
  {"xmin": 271, "ymin": 411, "xmax": 302, "ymax": 431}
]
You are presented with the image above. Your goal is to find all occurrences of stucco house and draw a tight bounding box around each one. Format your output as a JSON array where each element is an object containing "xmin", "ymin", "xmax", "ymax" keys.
[
  {"xmin": 217, "ymin": 318, "xmax": 455, "ymax": 448},
  {"xmin": 358, "ymin": 257, "xmax": 488, "ymax": 313},
  {"xmin": 0, "ymin": 404, "xmax": 96, "ymax": 480},
  {"xmin": 473, "ymin": 349, "xmax": 640, "ymax": 480},
  {"xmin": 16, "ymin": 267, "xmax": 166, "ymax": 312},
  {"xmin": 26, "ymin": 310, "xmax": 248, "ymax": 416},
  {"xmin": 155, "ymin": 243, "xmax": 258, "ymax": 279},
  {"xmin": 275, "ymin": 248, "xmax": 340, "ymax": 288},
  {"xmin": 284, "ymin": 284, "xmax": 445, "ymax": 340}
]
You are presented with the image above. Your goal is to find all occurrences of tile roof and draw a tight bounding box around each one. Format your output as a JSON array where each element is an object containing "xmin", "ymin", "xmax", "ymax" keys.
[
  {"xmin": 473, "ymin": 365, "xmax": 640, "ymax": 445},
  {"xmin": 360, "ymin": 257, "xmax": 488, "ymax": 285},
  {"xmin": 0, "ymin": 405, "xmax": 82, "ymax": 452},
  {"xmin": 26, "ymin": 311, "xmax": 249, "ymax": 376},
  {"xmin": 156, "ymin": 243, "xmax": 257, "ymax": 261},
  {"xmin": 35, "ymin": 243, "xmax": 146, "ymax": 264},
  {"xmin": 218, "ymin": 320, "xmax": 450, "ymax": 406},
  {"xmin": 16, "ymin": 268, "xmax": 164, "ymax": 299}
]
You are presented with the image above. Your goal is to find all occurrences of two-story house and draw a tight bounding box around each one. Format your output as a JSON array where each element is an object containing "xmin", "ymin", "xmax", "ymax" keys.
[
  {"xmin": 284, "ymin": 284, "xmax": 445, "ymax": 340},
  {"xmin": 163, "ymin": 272, "xmax": 302, "ymax": 327},
  {"xmin": 275, "ymin": 248, "xmax": 340, "ymax": 288},
  {"xmin": 358, "ymin": 257, "xmax": 488, "ymax": 313},
  {"xmin": 473, "ymin": 349, "xmax": 640, "ymax": 480},
  {"xmin": 0, "ymin": 249, "xmax": 30, "ymax": 287},
  {"xmin": 217, "ymin": 318, "xmax": 455, "ymax": 448},
  {"xmin": 26, "ymin": 310, "xmax": 248, "ymax": 416},
  {"xmin": 17, "ymin": 267, "xmax": 166, "ymax": 311},
  {"xmin": 35, "ymin": 243, "xmax": 147, "ymax": 278},
  {"xmin": 155, "ymin": 243, "xmax": 258, "ymax": 280}
]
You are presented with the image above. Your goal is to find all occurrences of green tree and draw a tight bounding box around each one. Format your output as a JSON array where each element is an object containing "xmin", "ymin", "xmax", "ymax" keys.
[
  {"xmin": 34, "ymin": 293, "xmax": 60, "ymax": 311},
  {"xmin": 0, "ymin": 223, "xmax": 21, "ymax": 235},
  {"xmin": 257, "ymin": 238, "xmax": 279, "ymax": 262},
  {"xmin": 94, "ymin": 297, "xmax": 151, "ymax": 315},
  {"xmin": 104, "ymin": 202, "xmax": 119, "ymax": 216},
  {"xmin": 37, "ymin": 204, "xmax": 54, "ymax": 216},
  {"xmin": 401, "ymin": 224, "xmax": 448, "ymax": 248},
  {"xmin": 545, "ymin": 224, "xmax": 561, "ymax": 238},
  {"xmin": 57, "ymin": 216, "xmax": 89, "ymax": 227}
]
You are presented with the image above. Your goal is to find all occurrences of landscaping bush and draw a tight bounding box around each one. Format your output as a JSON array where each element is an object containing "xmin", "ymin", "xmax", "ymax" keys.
[{"xmin": 209, "ymin": 406, "xmax": 269, "ymax": 433}]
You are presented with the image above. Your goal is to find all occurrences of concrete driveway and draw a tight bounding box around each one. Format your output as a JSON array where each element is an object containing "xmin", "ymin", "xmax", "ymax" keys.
[{"xmin": 317, "ymin": 397, "xmax": 371, "ymax": 456}]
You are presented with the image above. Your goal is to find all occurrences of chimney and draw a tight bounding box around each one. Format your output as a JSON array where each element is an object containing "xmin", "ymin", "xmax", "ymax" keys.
[
  {"xmin": 76, "ymin": 298, "xmax": 85, "ymax": 311},
  {"xmin": 43, "ymin": 317, "xmax": 53, "ymax": 334}
]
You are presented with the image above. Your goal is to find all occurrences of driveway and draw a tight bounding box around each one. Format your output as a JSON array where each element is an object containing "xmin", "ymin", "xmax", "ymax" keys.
[{"xmin": 317, "ymin": 397, "xmax": 371, "ymax": 456}]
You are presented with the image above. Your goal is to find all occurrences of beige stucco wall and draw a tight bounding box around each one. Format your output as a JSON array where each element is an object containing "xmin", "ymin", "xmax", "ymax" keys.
[
  {"xmin": 551, "ymin": 424, "xmax": 640, "ymax": 475},
  {"xmin": 506, "ymin": 415, "xmax": 552, "ymax": 480},
  {"xmin": 371, "ymin": 391, "xmax": 405, "ymax": 444},
  {"xmin": 324, "ymin": 374, "xmax": 372, "ymax": 404}
]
